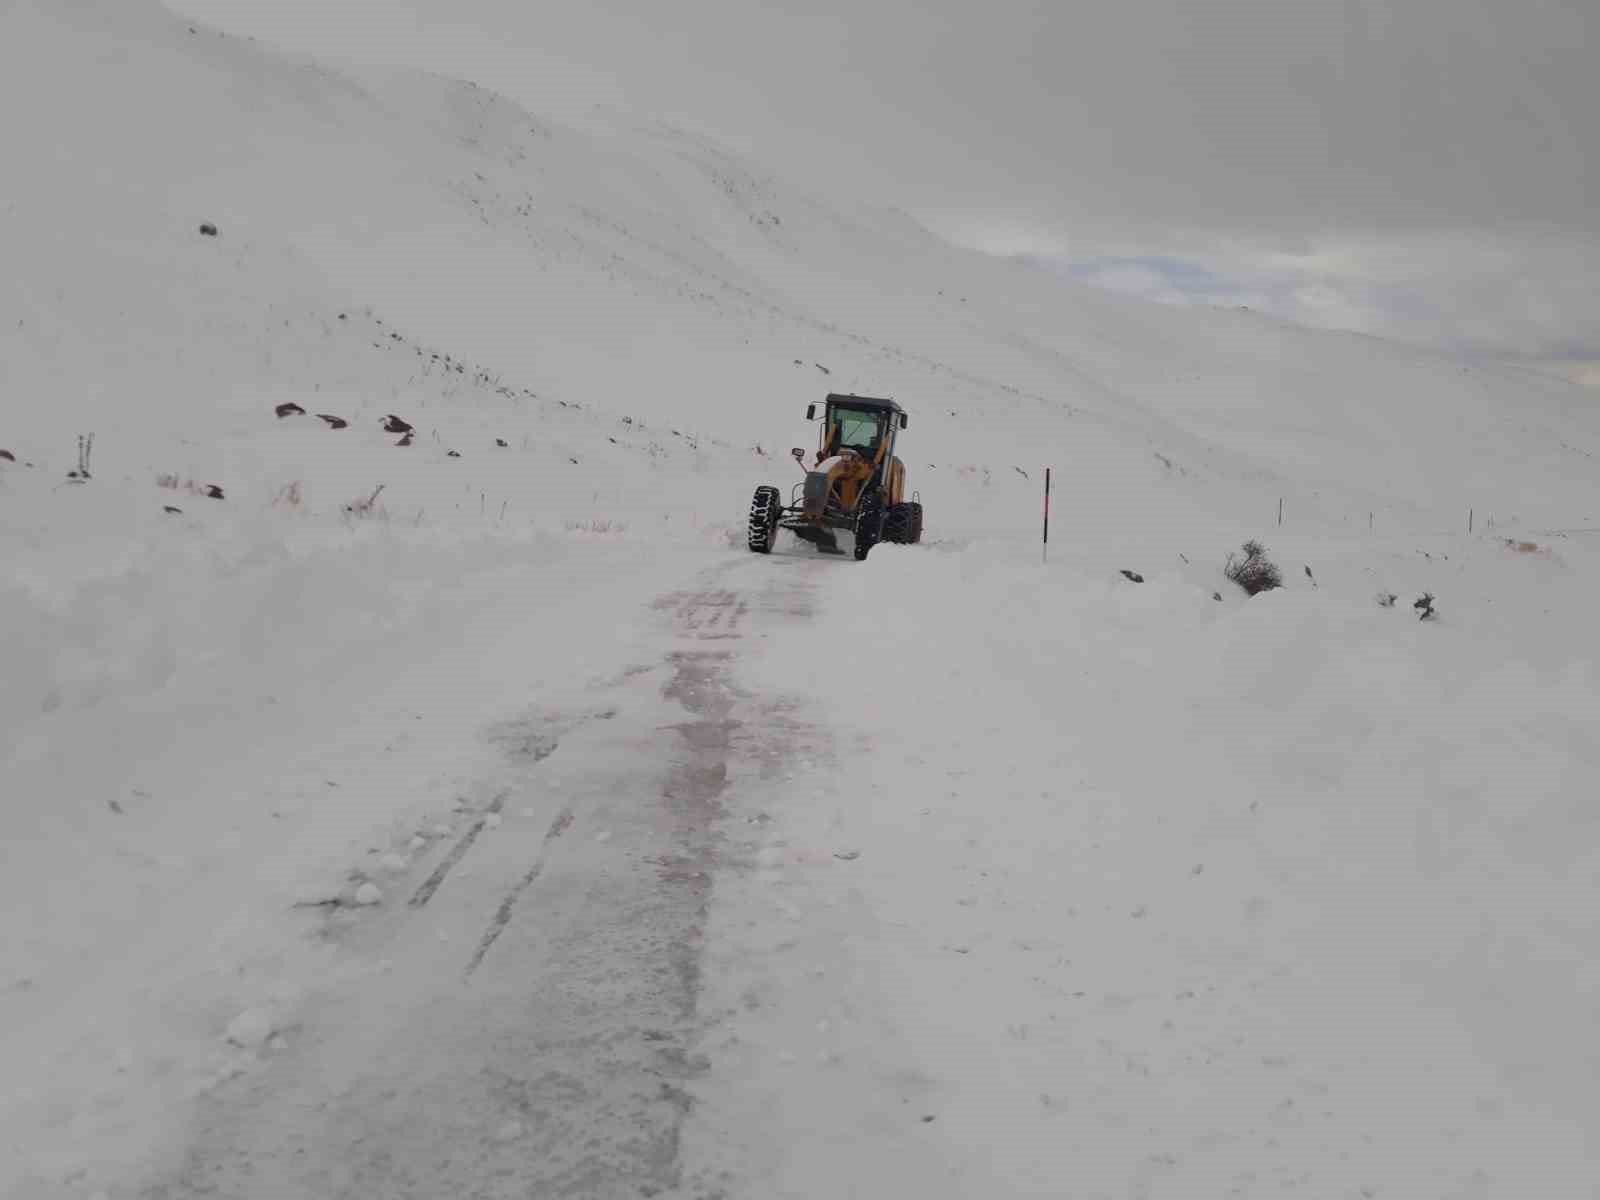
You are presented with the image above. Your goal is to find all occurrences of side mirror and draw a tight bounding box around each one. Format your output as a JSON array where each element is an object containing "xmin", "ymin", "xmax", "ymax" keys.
[
  {"xmin": 900, "ymin": 413, "xmax": 909, "ymax": 429},
  {"xmin": 791, "ymin": 447, "xmax": 806, "ymax": 463},
  {"xmin": 805, "ymin": 404, "xmax": 816, "ymax": 421}
]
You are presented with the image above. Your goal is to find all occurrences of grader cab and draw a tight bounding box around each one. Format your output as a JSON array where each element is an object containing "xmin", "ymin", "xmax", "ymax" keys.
[{"xmin": 747, "ymin": 393, "xmax": 923, "ymax": 560}]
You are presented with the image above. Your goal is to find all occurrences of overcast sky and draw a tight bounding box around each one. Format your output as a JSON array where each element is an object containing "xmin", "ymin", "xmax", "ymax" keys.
[{"xmin": 173, "ymin": 0, "xmax": 1600, "ymax": 379}]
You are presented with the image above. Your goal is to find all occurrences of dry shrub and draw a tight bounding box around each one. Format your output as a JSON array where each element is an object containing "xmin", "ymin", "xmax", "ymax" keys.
[
  {"xmin": 565, "ymin": 518, "xmax": 628, "ymax": 535},
  {"xmin": 1224, "ymin": 540, "xmax": 1283, "ymax": 595},
  {"xmin": 343, "ymin": 484, "xmax": 387, "ymax": 518},
  {"xmin": 155, "ymin": 474, "xmax": 224, "ymax": 499}
]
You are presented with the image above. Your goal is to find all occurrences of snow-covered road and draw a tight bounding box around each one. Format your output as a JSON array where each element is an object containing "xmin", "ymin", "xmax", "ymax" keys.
[
  {"xmin": 136, "ymin": 555, "xmax": 828, "ymax": 1198},
  {"xmin": 15, "ymin": 528, "xmax": 1600, "ymax": 1200}
]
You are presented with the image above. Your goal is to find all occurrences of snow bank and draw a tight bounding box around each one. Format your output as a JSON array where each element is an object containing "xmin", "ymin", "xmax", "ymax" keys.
[{"xmin": 701, "ymin": 532, "xmax": 1600, "ymax": 1194}]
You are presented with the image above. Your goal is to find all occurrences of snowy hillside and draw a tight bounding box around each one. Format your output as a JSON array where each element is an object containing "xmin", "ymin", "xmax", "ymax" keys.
[{"xmin": 4, "ymin": 1, "xmax": 1598, "ymax": 1197}]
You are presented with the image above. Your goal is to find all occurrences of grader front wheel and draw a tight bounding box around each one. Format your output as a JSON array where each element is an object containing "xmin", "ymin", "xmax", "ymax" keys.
[
  {"xmin": 853, "ymin": 492, "xmax": 885, "ymax": 560},
  {"xmin": 747, "ymin": 485, "xmax": 781, "ymax": 553}
]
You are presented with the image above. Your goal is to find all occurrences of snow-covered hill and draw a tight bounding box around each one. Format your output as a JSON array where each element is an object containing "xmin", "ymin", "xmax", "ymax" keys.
[{"xmin": 3, "ymin": 2, "xmax": 1598, "ymax": 1196}]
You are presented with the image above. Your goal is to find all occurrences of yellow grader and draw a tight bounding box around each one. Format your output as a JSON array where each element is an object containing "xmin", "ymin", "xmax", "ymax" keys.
[{"xmin": 747, "ymin": 393, "xmax": 923, "ymax": 560}]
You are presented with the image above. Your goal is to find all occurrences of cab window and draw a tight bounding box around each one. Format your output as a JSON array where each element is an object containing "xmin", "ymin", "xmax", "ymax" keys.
[{"xmin": 828, "ymin": 407, "xmax": 886, "ymax": 455}]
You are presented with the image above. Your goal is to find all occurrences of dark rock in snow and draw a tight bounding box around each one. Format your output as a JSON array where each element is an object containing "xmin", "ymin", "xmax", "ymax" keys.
[
  {"xmin": 163, "ymin": 505, "xmax": 183, "ymax": 514},
  {"xmin": 1119, "ymin": 570, "xmax": 1145, "ymax": 583},
  {"xmin": 446, "ymin": 450, "xmax": 461, "ymax": 458},
  {"xmin": 395, "ymin": 431, "xmax": 414, "ymax": 447},
  {"xmin": 0, "ymin": 449, "xmax": 14, "ymax": 462},
  {"xmin": 198, "ymin": 223, "xmax": 218, "ymax": 237},
  {"xmin": 202, "ymin": 484, "xmax": 224, "ymax": 499},
  {"xmin": 383, "ymin": 415, "xmax": 414, "ymax": 434},
  {"xmin": 274, "ymin": 402, "xmax": 305, "ymax": 419},
  {"xmin": 316, "ymin": 414, "xmax": 348, "ymax": 429},
  {"xmin": 495, "ymin": 438, "xmax": 508, "ymax": 447}
]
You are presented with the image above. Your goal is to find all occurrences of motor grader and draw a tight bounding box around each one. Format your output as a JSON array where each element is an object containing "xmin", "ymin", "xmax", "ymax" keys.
[{"xmin": 747, "ymin": 393, "xmax": 923, "ymax": 560}]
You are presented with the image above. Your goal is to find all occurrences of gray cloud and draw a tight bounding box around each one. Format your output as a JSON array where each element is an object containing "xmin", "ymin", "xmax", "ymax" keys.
[
  {"xmin": 1016, "ymin": 230, "xmax": 1600, "ymax": 362},
  {"xmin": 175, "ymin": 0, "xmax": 1600, "ymax": 363}
]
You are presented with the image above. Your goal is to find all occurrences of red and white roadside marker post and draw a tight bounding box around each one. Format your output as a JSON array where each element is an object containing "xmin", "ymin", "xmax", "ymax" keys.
[{"xmin": 1042, "ymin": 467, "xmax": 1051, "ymax": 565}]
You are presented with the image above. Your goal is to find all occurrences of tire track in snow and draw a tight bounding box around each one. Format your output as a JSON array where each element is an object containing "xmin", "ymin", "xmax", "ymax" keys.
[
  {"xmin": 407, "ymin": 788, "xmax": 511, "ymax": 909},
  {"xmin": 462, "ymin": 805, "xmax": 574, "ymax": 976},
  {"xmin": 136, "ymin": 557, "xmax": 822, "ymax": 1200}
]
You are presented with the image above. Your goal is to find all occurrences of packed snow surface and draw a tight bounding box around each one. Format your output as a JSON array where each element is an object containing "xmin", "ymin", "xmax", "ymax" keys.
[{"xmin": 3, "ymin": 1, "xmax": 1597, "ymax": 1196}]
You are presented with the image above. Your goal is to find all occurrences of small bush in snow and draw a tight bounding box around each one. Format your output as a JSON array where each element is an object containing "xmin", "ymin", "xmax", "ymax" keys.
[
  {"xmin": 1377, "ymin": 591, "xmax": 1397, "ymax": 608},
  {"xmin": 343, "ymin": 484, "xmax": 387, "ymax": 519},
  {"xmin": 156, "ymin": 474, "xmax": 225, "ymax": 499},
  {"xmin": 1223, "ymin": 540, "xmax": 1283, "ymax": 596},
  {"xmin": 1414, "ymin": 592, "xmax": 1437, "ymax": 621},
  {"xmin": 66, "ymin": 433, "xmax": 94, "ymax": 481},
  {"xmin": 565, "ymin": 518, "xmax": 627, "ymax": 535}
]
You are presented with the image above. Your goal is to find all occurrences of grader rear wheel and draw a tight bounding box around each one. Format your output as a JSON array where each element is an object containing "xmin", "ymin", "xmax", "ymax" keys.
[{"xmin": 883, "ymin": 503, "xmax": 914, "ymax": 545}]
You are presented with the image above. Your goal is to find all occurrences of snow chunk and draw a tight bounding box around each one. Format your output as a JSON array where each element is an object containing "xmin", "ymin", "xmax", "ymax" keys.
[
  {"xmin": 377, "ymin": 853, "xmax": 408, "ymax": 873},
  {"xmin": 225, "ymin": 1007, "xmax": 275, "ymax": 1048},
  {"xmin": 493, "ymin": 1119, "xmax": 525, "ymax": 1142},
  {"xmin": 352, "ymin": 882, "xmax": 383, "ymax": 906},
  {"xmin": 483, "ymin": 812, "xmax": 502, "ymax": 829}
]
